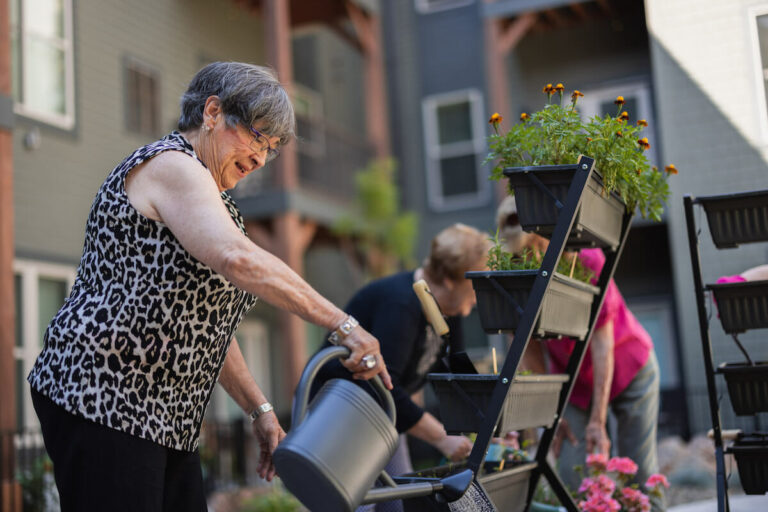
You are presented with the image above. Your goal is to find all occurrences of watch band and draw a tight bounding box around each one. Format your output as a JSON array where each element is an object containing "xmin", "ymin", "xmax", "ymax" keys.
[
  {"xmin": 328, "ymin": 315, "xmax": 359, "ymax": 345},
  {"xmin": 249, "ymin": 402, "xmax": 274, "ymax": 422}
]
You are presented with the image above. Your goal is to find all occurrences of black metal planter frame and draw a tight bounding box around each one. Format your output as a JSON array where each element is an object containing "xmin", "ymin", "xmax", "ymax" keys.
[
  {"xmin": 400, "ymin": 156, "xmax": 633, "ymax": 512},
  {"xmin": 684, "ymin": 189, "xmax": 768, "ymax": 512}
]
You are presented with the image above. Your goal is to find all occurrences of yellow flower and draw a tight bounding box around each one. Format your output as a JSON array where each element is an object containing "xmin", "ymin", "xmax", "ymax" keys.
[
  {"xmin": 637, "ymin": 119, "xmax": 648, "ymax": 127},
  {"xmin": 489, "ymin": 113, "xmax": 503, "ymax": 125},
  {"xmin": 571, "ymin": 90, "xmax": 584, "ymax": 102},
  {"xmin": 543, "ymin": 83, "xmax": 554, "ymax": 94},
  {"xmin": 520, "ymin": 112, "xmax": 530, "ymax": 121},
  {"xmin": 665, "ymin": 164, "xmax": 678, "ymax": 175},
  {"xmin": 555, "ymin": 83, "xmax": 565, "ymax": 92},
  {"xmin": 637, "ymin": 137, "xmax": 650, "ymax": 150},
  {"xmin": 614, "ymin": 96, "xmax": 625, "ymax": 105},
  {"xmin": 619, "ymin": 111, "xmax": 629, "ymax": 121},
  {"xmin": 635, "ymin": 168, "xmax": 643, "ymax": 175}
]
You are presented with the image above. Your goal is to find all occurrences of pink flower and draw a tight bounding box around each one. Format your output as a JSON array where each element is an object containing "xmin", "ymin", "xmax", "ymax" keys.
[
  {"xmin": 645, "ymin": 473, "xmax": 670, "ymax": 490},
  {"xmin": 578, "ymin": 493, "xmax": 621, "ymax": 512},
  {"xmin": 578, "ymin": 474, "xmax": 616, "ymax": 496},
  {"xmin": 586, "ymin": 453, "xmax": 608, "ymax": 472},
  {"xmin": 606, "ymin": 456, "xmax": 638, "ymax": 476},
  {"xmin": 619, "ymin": 488, "xmax": 650, "ymax": 512}
]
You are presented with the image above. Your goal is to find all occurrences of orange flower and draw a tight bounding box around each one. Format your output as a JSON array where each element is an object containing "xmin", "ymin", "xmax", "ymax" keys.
[
  {"xmin": 586, "ymin": 137, "xmax": 593, "ymax": 142},
  {"xmin": 520, "ymin": 112, "xmax": 530, "ymax": 121},
  {"xmin": 571, "ymin": 90, "xmax": 584, "ymax": 102},
  {"xmin": 637, "ymin": 119, "xmax": 648, "ymax": 127},
  {"xmin": 555, "ymin": 83, "xmax": 565, "ymax": 92},
  {"xmin": 489, "ymin": 113, "xmax": 503, "ymax": 125},
  {"xmin": 616, "ymin": 131, "xmax": 623, "ymax": 137},
  {"xmin": 543, "ymin": 83, "xmax": 554, "ymax": 94},
  {"xmin": 619, "ymin": 111, "xmax": 629, "ymax": 121},
  {"xmin": 614, "ymin": 96, "xmax": 625, "ymax": 105},
  {"xmin": 635, "ymin": 168, "xmax": 643, "ymax": 175},
  {"xmin": 637, "ymin": 137, "xmax": 650, "ymax": 150},
  {"xmin": 665, "ymin": 164, "xmax": 678, "ymax": 175}
]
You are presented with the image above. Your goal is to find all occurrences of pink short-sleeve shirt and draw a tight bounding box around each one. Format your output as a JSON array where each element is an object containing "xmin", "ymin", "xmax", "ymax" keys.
[{"xmin": 545, "ymin": 249, "xmax": 653, "ymax": 409}]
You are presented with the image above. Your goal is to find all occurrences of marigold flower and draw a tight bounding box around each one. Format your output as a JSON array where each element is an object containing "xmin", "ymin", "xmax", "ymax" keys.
[
  {"xmin": 637, "ymin": 137, "xmax": 650, "ymax": 150},
  {"xmin": 615, "ymin": 131, "xmax": 623, "ymax": 137},
  {"xmin": 489, "ymin": 113, "xmax": 503, "ymax": 125},
  {"xmin": 665, "ymin": 164, "xmax": 678, "ymax": 175},
  {"xmin": 614, "ymin": 96, "xmax": 625, "ymax": 105},
  {"xmin": 543, "ymin": 83, "xmax": 554, "ymax": 94},
  {"xmin": 637, "ymin": 119, "xmax": 648, "ymax": 127},
  {"xmin": 555, "ymin": 83, "xmax": 565, "ymax": 92},
  {"xmin": 645, "ymin": 474, "xmax": 670, "ymax": 490},
  {"xmin": 636, "ymin": 168, "xmax": 643, "ymax": 175},
  {"xmin": 571, "ymin": 90, "xmax": 584, "ymax": 102},
  {"xmin": 652, "ymin": 165, "xmax": 658, "ymax": 172},
  {"xmin": 586, "ymin": 137, "xmax": 593, "ymax": 142},
  {"xmin": 619, "ymin": 111, "xmax": 629, "ymax": 121},
  {"xmin": 607, "ymin": 457, "xmax": 638, "ymax": 476},
  {"xmin": 520, "ymin": 112, "xmax": 530, "ymax": 121}
]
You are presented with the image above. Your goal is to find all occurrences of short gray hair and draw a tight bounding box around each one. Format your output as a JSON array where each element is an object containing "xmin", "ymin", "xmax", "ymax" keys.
[
  {"xmin": 423, "ymin": 224, "xmax": 490, "ymax": 283},
  {"xmin": 178, "ymin": 62, "xmax": 295, "ymax": 146}
]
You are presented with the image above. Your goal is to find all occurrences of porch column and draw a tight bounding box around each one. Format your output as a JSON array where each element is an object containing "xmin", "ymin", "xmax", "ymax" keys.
[
  {"xmin": 263, "ymin": 0, "xmax": 307, "ymax": 400},
  {"xmin": 346, "ymin": 1, "xmax": 390, "ymax": 159},
  {"xmin": 484, "ymin": 11, "xmax": 536, "ymax": 201},
  {"xmin": 0, "ymin": 0, "xmax": 20, "ymax": 507}
]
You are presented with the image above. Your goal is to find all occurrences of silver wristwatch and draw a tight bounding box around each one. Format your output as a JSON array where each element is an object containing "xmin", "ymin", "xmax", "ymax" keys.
[
  {"xmin": 249, "ymin": 402, "xmax": 274, "ymax": 422},
  {"xmin": 328, "ymin": 315, "xmax": 359, "ymax": 345}
]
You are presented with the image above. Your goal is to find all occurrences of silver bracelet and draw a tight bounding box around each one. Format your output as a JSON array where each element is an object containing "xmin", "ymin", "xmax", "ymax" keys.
[
  {"xmin": 248, "ymin": 402, "xmax": 274, "ymax": 422},
  {"xmin": 328, "ymin": 315, "xmax": 359, "ymax": 345}
]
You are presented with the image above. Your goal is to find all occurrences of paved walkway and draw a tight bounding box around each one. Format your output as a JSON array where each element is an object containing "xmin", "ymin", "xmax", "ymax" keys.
[{"xmin": 669, "ymin": 494, "xmax": 768, "ymax": 512}]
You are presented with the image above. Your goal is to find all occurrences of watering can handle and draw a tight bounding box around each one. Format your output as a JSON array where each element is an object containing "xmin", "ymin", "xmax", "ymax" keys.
[{"xmin": 292, "ymin": 346, "xmax": 397, "ymax": 426}]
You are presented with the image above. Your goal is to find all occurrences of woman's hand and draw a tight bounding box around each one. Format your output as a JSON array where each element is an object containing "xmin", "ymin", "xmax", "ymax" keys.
[
  {"xmin": 551, "ymin": 417, "xmax": 578, "ymax": 457},
  {"xmin": 435, "ymin": 435, "xmax": 473, "ymax": 462},
  {"xmin": 585, "ymin": 420, "xmax": 611, "ymax": 457},
  {"xmin": 339, "ymin": 327, "xmax": 393, "ymax": 389},
  {"xmin": 252, "ymin": 411, "xmax": 286, "ymax": 481}
]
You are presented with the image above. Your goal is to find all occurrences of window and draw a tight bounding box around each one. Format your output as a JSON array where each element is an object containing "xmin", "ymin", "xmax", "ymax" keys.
[
  {"xmin": 751, "ymin": 7, "xmax": 768, "ymax": 140},
  {"xmin": 13, "ymin": 260, "xmax": 75, "ymax": 429},
  {"xmin": 124, "ymin": 58, "xmax": 161, "ymax": 137},
  {"xmin": 422, "ymin": 89, "xmax": 491, "ymax": 211},
  {"xmin": 415, "ymin": 0, "xmax": 474, "ymax": 14},
  {"xmin": 10, "ymin": 0, "xmax": 75, "ymax": 129},
  {"xmin": 578, "ymin": 82, "xmax": 657, "ymax": 165}
]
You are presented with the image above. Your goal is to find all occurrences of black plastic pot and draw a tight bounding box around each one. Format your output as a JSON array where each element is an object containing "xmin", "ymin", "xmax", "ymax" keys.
[
  {"xmin": 707, "ymin": 280, "xmax": 768, "ymax": 334},
  {"xmin": 402, "ymin": 462, "xmax": 536, "ymax": 512},
  {"xmin": 503, "ymin": 164, "xmax": 626, "ymax": 250},
  {"xmin": 718, "ymin": 362, "xmax": 768, "ymax": 415},
  {"xmin": 467, "ymin": 270, "xmax": 599, "ymax": 338},
  {"xmin": 698, "ymin": 190, "xmax": 768, "ymax": 249},
  {"xmin": 730, "ymin": 433, "xmax": 768, "ymax": 495},
  {"xmin": 427, "ymin": 373, "xmax": 569, "ymax": 434}
]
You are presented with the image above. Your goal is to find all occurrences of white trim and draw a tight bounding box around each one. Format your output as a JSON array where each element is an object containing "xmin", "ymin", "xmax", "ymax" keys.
[
  {"xmin": 421, "ymin": 88, "xmax": 491, "ymax": 211},
  {"xmin": 414, "ymin": 0, "xmax": 474, "ymax": 14},
  {"xmin": 13, "ymin": 0, "xmax": 76, "ymax": 130},
  {"xmin": 748, "ymin": 5, "xmax": 768, "ymax": 146},
  {"xmin": 13, "ymin": 259, "xmax": 76, "ymax": 428}
]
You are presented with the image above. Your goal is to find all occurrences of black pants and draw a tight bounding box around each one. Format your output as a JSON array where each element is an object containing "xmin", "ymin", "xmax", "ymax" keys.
[{"xmin": 31, "ymin": 388, "xmax": 207, "ymax": 512}]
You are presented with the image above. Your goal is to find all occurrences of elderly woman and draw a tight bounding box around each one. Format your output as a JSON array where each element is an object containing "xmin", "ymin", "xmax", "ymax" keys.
[
  {"xmin": 312, "ymin": 223, "xmax": 490, "ymax": 512},
  {"xmin": 27, "ymin": 62, "xmax": 391, "ymax": 512}
]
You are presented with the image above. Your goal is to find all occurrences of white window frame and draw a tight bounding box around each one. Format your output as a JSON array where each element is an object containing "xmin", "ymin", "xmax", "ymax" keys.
[
  {"xmin": 415, "ymin": 0, "xmax": 474, "ymax": 14},
  {"xmin": 11, "ymin": 0, "xmax": 76, "ymax": 129},
  {"xmin": 578, "ymin": 81, "xmax": 658, "ymax": 166},
  {"xmin": 749, "ymin": 5, "xmax": 768, "ymax": 145},
  {"xmin": 13, "ymin": 259, "xmax": 76, "ymax": 429},
  {"xmin": 422, "ymin": 88, "xmax": 491, "ymax": 211}
]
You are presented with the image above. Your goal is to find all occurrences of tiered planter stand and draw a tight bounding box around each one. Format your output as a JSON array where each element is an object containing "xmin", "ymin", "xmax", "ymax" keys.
[
  {"xmin": 397, "ymin": 156, "xmax": 634, "ymax": 512},
  {"xmin": 684, "ymin": 189, "xmax": 768, "ymax": 511}
]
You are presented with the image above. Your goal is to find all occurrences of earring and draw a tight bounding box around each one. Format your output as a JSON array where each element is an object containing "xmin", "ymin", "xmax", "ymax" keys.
[{"xmin": 203, "ymin": 124, "xmax": 211, "ymax": 132}]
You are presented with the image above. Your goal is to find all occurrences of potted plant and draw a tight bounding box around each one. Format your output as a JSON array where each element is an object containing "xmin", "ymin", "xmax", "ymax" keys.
[
  {"xmin": 697, "ymin": 189, "xmax": 768, "ymax": 249},
  {"xmin": 467, "ymin": 231, "xmax": 599, "ymax": 338},
  {"xmin": 486, "ymin": 84, "xmax": 676, "ymax": 249},
  {"xmin": 730, "ymin": 432, "xmax": 768, "ymax": 495}
]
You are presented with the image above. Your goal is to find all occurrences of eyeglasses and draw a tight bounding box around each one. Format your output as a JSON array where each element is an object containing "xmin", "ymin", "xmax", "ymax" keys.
[{"xmin": 248, "ymin": 127, "xmax": 280, "ymax": 162}]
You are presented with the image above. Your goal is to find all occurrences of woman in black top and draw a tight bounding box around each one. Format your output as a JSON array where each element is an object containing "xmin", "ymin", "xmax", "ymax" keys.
[{"xmin": 314, "ymin": 224, "xmax": 490, "ymax": 511}]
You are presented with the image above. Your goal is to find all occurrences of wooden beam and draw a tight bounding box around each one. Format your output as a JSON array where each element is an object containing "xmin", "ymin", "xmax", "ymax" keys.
[
  {"xmin": 329, "ymin": 20, "xmax": 363, "ymax": 52},
  {"xmin": 543, "ymin": 9, "xmax": 564, "ymax": 28},
  {"xmin": 498, "ymin": 12, "xmax": 537, "ymax": 55},
  {"xmin": 569, "ymin": 2, "xmax": 588, "ymax": 21},
  {"xmin": 595, "ymin": 0, "xmax": 615, "ymax": 17}
]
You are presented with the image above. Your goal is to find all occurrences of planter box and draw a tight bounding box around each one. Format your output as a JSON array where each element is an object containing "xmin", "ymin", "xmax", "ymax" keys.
[
  {"xmin": 730, "ymin": 433, "xmax": 768, "ymax": 495},
  {"xmin": 707, "ymin": 280, "xmax": 768, "ymax": 334},
  {"xmin": 427, "ymin": 373, "xmax": 569, "ymax": 434},
  {"xmin": 467, "ymin": 270, "xmax": 599, "ymax": 339},
  {"xmin": 503, "ymin": 165, "xmax": 626, "ymax": 250},
  {"xmin": 698, "ymin": 190, "xmax": 768, "ymax": 249},
  {"xmin": 402, "ymin": 462, "xmax": 536, "ymax": 512},
  {"xmin": 718, "ymin": 362, "xmax": 768, "ymax": 415}
]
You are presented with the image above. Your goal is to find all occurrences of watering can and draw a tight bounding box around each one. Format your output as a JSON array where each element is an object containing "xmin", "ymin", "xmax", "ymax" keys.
[{"xmin": 273, "ymin": 346, "xmax": 476, "ymax": 512}]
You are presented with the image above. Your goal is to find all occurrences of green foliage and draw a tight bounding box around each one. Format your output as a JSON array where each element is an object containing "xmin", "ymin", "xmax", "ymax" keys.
[
  {"xmin": 16, "ymin": 455, "xmax": 58, "ymax": 512},
  {"xmin": 486, "ymin": 87, "xmax": 675, "ymax": 221},
  {"xmin": 333, "ymin": 158, "xmax": 418, "ymax": 279},
  {"xmin": 486, "ymin": 230, "xmax": 595, "ymax": 284}
]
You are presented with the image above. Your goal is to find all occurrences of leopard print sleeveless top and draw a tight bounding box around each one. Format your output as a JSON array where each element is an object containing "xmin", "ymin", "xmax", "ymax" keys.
[{"xmin": 28, "ymin": 132, "xmax": 258, "ymax": 451}]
